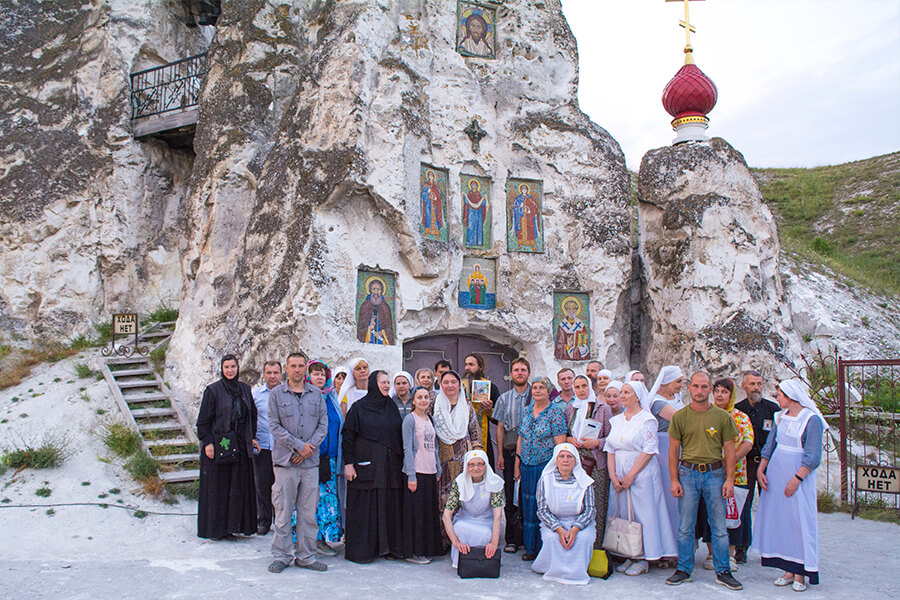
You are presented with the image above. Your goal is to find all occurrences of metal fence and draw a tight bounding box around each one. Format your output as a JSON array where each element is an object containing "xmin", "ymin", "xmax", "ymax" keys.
[
  {"xmin": 130, "ymin": 53, "xmax": 207, "ymax": 120},
  {"xmin": 837, "ymin": 359, "xmax": 900, "ymax": 515}
]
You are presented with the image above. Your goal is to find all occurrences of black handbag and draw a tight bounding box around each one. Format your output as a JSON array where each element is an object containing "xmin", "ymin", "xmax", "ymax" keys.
[
  {"xmin": 318, "ymin": 454, "xmax": 332, "ymax": 483},
  {"xmin": 214, "ymin": 431, "xmax": 239, "ymax": 464},
  {"xmin": 457, "ymin": 547, "xmax": 501, "ymax": 579}
]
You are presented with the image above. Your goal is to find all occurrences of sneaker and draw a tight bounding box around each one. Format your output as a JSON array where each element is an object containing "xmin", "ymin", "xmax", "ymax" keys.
[
  {"xmin": 406, "ymin": 555, "xmax": 431, "ymax": 565},
  {"xmin": 316, "ymin": 540, "xmax": 337, "ymax": 557},
  {"xmin": 268, "ymin": 560, "xmax": 289, "ymax": 574},
  {"xmin": 716, "ymin": 570, "xmax": 743, "ymax": 590},
  {"xmin": 296, "ymin": 560, "xmax": 328, "ymax": 572},
  {"xmin": 703, "ymin": 555, "xmax": 714, "ymax": 570},
  {"xmin": 730, "ymin": 557, "xmax": 739, "ymax": 572},
  {"xmin": 257, "ymin": 522, "xmax": 271, "ymax": 536},
  {"xmin": 666, "ymin": 570, "xmax": 692, "ymax": 585},
  {"xmin": 734, "ymin": 546, "xmax": 747, "ymax": 564},
  {"xmin": 615, "ymin": 559, "xmax": 634, "ymax": 573},
  {"xmin": 625, "ymin": 560, "xmax": 649, "ymax": 576}
]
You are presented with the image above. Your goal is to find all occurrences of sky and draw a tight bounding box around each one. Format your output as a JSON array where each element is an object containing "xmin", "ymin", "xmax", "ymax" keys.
[{"xmin": 559, "ymin": 0, "xmax": 900, "ymax": 171}]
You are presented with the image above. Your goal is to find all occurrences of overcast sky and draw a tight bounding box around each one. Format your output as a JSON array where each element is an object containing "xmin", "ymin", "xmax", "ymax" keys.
[{"xmin": 559, "ymin": 0, "xmax": 900, "ymax": 171}]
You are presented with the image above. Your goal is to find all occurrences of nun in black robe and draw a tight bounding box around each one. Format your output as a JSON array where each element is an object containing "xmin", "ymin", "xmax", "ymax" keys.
[
  {"xmin": 342, "ymin": 370, "xmax": 405, "ymax": 562},
  {"xmin": 196, "ymin": 355, "xmax": 258, "ymax": 539}
]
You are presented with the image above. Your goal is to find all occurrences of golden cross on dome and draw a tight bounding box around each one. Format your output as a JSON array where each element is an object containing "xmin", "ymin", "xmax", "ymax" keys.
[{"xmin": 666, "ymin": 0, "xmax": 704, "ymax": 65}]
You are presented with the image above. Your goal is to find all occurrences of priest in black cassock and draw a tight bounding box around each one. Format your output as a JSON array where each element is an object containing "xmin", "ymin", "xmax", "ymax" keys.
[
  {"xmin": 341, "ymin": 370, "xmax": 405, "ymax": 562},
  {"xmin": 196, "ymin": 355, "xmax": 258, "ymax": 539}
]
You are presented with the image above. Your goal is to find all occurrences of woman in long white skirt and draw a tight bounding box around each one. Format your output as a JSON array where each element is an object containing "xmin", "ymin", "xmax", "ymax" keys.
[
  {"xmin": 442, "ymin": 450, "xmax": 504, "ymax": 569},
  {"xmin": 754, "ymin": 379, "xmax": 826, "ymax": 592},
  {"xmin": 532, "ymin": 443, "xmax": 596, "ymax": 585},
  {"xmin": 646, "ymin": 365, "xmax": 685, "ymax": 554},
  {"xmin": 606, "ymin": 381, "xmax": 677, "ymax": 576}
]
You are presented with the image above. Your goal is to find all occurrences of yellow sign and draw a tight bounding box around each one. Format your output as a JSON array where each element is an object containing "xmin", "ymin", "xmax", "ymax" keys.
[
  {"xmin": 856, "ymin": 465, "xmax": 900, "ymax": 494},
  {"xmin": 113, "ymin": 313, "xmax": 138, "ymax": 335}
]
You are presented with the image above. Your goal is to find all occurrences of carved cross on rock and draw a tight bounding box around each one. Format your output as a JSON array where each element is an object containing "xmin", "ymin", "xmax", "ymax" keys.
[{"xmin": 464, "ymin": 119, "xmax": 487, "ymax": 153}]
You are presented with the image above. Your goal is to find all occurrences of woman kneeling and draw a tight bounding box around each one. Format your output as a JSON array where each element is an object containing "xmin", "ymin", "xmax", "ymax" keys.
[
  {"xmin": 532, "ymin": 443, "xmax": 596, "ymax": 585},
  {"xmin": 442, "ymin": 450, "xmax": 504, "ymax": 569}
]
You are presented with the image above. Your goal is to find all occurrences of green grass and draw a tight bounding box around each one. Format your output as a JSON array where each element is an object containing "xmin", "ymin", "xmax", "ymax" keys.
[
  {"xmin": 168, "ymin": 480, "xmax": 200, "ymax": 501},
  {"xmin": 35, "ymin": 486, "xmax": 51, "ymax": 497},
  {"xmin": 818, "ymin": 490, "xmax": 900, "ymax": 525},
  {"xmin": 94, "ymin": 322, "xmax": 112, "ymax": 345},
  {"xmin": 1, "ymin": 437, "xmax": 66, "ymax": 470},
  {"xmin": 124, "ymin": 452, "xmax": 159, "ymax": 482},
  {"xmin": 143, "ymin": 303, "xmax": 179, "ymax": 325},
  {"xmin": 102, "ymin": 423, "xmax": 142, "ymax": 457},
  {"xmin": 753, "ymin": 152, "xmax": 900, "ymax": 295},
  {"xmin": 68, "ymin": 334, "xmax": 95, "ymax": 350},
  {"xmin": 74, "ymin": 362, "xmax": 100, "ymax": 380},
  {"xmin": 0, "ymin": 344, "xmax": 11, "ymax": 359}
]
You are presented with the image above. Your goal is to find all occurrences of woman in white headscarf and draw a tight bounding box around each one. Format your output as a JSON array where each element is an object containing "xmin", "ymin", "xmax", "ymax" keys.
[
  {"xmin": 605, "ymin": 381, "xmax": 677, "ymax": 575},
  {"xmin": 532, "ymin": 443, "xmax": 596, "ymax": 585},
  {"xmin": 594, "ymin": 369, "xmax": 614, "ymax": 396},
  {"xmin": 625, "ymin": 370, "xmax": 645, "ymax": 384},
  {"xmin": 433, "ymin": 370, "xmax": 481, "ymax": 517},
  {"xmin": 646, "ymin": 365, "xmax": 685, "ymax": 550},
  {"xmin": 442, "ymin": 449, "xmax": 505, "ymax": 568},
  {"xmin": 753, "ymin": 379, "xmax": 827, "ymax": 592},
  {"xmin": 339, "ymin": 357, "xmax": 369, "ymax": 417},
  {"xmin": 565, "ymin": 375, "xmax": 613, "ymax": 548},
  {"xmin": 390, "ymin": 370, "xmax": 414, "ymax": 419}
]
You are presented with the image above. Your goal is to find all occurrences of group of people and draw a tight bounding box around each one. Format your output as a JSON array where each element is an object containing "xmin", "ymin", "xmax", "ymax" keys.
[{"xmin": 195, "ymin": 353, "xmax": 826, "ymax": 592}]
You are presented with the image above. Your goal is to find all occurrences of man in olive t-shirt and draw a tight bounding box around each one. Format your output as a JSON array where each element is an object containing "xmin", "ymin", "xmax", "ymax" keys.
[{"xmin": 665, "ymin": 372, "xmax": 742, "ymax": 591}]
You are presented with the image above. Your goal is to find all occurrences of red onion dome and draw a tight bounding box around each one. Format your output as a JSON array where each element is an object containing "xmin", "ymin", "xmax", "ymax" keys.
[{"xmin": 662, "ymin": 63, "xmax": 718, "ymax": 119}]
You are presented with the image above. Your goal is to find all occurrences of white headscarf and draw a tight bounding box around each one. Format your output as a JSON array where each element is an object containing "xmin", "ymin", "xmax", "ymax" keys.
[
  {"xmin": 625, "ymin": 370, "xmax": 641, "ymax": 382},
  {"xmin": 605, "ymin": 380, "xmax": 624, "ymax": 394},
  {"xmin": 778, "ymin": 379, "xmax": 830, "ymax": 431},
  {"xmin": 433, "ymin": 371, "xmax": 471, "ymax": 445},
  {"xmin": 455, "ymin": 449, "xmax": 504, "ymax": 502},
  {"xmin": 540, "ymin": 443, "xmax": 594, "ymax": 513},
  {"xmin": 389, "ymin": 370, "xmax": 413, "ymax": 397},
  {"xmin": 338, "ymin": 357, "xmax": 368, "ymax": 411},
  {"xmin": 647, "ymin": 365, "xmax": 684, "ymax": 406},
  {"xmin": 570, "ymin": 375, "xmax": 596, "ymax": 440},
  {"xmin": 623, "ymin": 380, "xmax": 652, "ymax": 411},
  {"xmin": 332, "ymin": 366, "xmax": 349, "ymax": 384}
]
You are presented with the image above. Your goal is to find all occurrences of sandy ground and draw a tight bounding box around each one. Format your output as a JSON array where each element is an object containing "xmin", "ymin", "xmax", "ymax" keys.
[{"xmin": 2, "ymin": 355, "xmax": 900, "ymax": 599}]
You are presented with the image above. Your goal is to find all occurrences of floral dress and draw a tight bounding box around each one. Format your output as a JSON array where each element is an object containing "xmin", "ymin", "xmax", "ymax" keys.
[{"xmin": 731, "ymin": 409, "xmax": 754, "ymax": 487}]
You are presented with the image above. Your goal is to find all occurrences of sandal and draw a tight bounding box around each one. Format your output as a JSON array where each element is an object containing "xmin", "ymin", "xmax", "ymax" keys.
[
  {"xmin": 504, "ymin": 543, "xmax": 518, "ymax": 553},
  {"xmin": 774, "ymin": 574, "xmax": 794, "ymax": 586},
  {"xmin": 792, "ymin": 581, "xmax": 807, "ymax": 592}
]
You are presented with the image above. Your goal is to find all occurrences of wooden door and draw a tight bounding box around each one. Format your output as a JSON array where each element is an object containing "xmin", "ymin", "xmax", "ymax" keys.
[{"xmin": 402, "ymin": 334, "xmax": 519, "ymax": 393}]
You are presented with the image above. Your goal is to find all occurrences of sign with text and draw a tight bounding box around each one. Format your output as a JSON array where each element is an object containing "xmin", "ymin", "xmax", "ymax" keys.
[
  {"xmin": 856, "ymin": 465, "xmax": 900, "ymax": 494},
  {"xmin": 113, "ymin": 313, "xmax": 138, "ymax": 335}
]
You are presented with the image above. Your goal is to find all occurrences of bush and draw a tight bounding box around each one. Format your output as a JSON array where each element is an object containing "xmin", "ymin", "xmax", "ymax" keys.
[
  {"xmin": 144, "ymin": 304, "xmax": 179, "ymax": 325},
  {"xmin": 94, "ymin": 322, "xmax": 113, "ymax": 345},
  {"xmin": 103, "ymin": 423, "xmax": 142, "ymax": 457},
  {"xmin": 168, "ymin": 480, "xmax": 200, "ymax": 501},
  {"xmin": 1, "ymin": 437, "xmax": 66, "ymax": 470},
  {"xmin": 35, "ymin": 487, "xmax": 52, "ymax": 497},
  {"xmin": 69, "ymin": 335, "xmax": 95, "ymax": 351},
  {"xmin": 125, "ymin": 452, "xmax": 159, "ymax": 482},
  {"xmin": 812, "ymin": 236, "xmax": 834, "ymax": 256}
]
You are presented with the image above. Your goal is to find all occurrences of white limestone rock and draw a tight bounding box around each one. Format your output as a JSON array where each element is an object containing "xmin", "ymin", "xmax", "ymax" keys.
[
  {"xmin": 166, "ymin": 0, "xmax": 633, "ymax": 399},
  {"xmin": 637, "ymin": 137, "xmax": 801, "ymax": 379},
  {"xmin": 0, "ymin": 1, "xmax": 208, "ymax": 338}
]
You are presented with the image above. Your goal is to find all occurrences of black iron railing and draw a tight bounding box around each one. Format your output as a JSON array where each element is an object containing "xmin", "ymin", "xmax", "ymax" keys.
[{"xmin": 130, "ymin": 53, "xmax": 207, "ymax": 120}]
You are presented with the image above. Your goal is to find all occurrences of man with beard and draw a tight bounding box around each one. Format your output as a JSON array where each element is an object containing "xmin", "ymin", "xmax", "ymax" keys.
[
  {"xmin": 357, "ymin": 279, "xmax": 394, "ymax": 345},
  {"xmin": 463, "ymin": 353, "xmax": 501, "ymax": 465},
  {"xmin": 733, "ymin": 370, "xmax": 780, "ymax": 563}
]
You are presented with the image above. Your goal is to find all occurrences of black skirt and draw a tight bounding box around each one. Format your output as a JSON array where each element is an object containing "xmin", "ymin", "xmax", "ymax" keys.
[
  {"xmin": 197, "ymin": 450, "xmax": 257, "ymax": 539},
  {"xmin": 344, "ymin": 486, "xmax": 404, "ymax": 563},
  {"xmin": 402, "ymin": 473, "xmax": 443, "ymax": 558}
]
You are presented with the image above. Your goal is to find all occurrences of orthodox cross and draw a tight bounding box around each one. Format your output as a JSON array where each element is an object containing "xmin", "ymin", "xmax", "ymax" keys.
[
  {"xmin": 464, "ymin": 119, "xmax": 487, "ymax": 153},
  {"xmin": 666, "ymin": 0, "xmax": 703, "ymax": 64}
]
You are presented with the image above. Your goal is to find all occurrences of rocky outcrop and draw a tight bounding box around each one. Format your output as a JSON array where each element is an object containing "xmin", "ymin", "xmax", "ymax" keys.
[
  {"xmin": 166, "ymin": 0, "xmax": 633, "ymax": 396},
  {"xmin": 0, "ymin": 1, "xmax": 208, "ymax": 338},
  {"xmin": 637, "ymin": 138, "xmax": 800, "ymax": 379}
]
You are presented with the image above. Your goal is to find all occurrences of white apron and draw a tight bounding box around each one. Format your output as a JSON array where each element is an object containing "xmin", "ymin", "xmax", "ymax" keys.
[
  {"xmin": 451, "ymin": 481, "xmax": 495, "ymax": 568},
  {"xmin": 532, "ymin": 477, "xmax": 596, "ymax": 585},
  {"xmin": 753, "ymin": 409, "xmax": 820, "ymax": 579}
]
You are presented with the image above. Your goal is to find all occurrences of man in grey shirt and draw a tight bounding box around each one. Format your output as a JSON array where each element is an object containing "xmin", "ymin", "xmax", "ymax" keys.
[{"xmin": 267, "ymin": 351, "xmax": 328, "ymax": 573}]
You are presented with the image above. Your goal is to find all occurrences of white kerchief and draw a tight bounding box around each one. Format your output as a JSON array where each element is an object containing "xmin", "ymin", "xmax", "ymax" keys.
[
  {"xmin": 433, "ymin": 388, "xmax": 471, "ymax": 445},
  {"xmin": 570, "ymin": 383, "xmax": 596, "ymax": 440},
  {"xmin": 624, "ymin": 380, "xmax": 652, "ymax": 412},
  {"xmin": 778, "ymin": 379, "xmax": 830, "ymax": 431},
  {"xmin": 338, "ymin": 357, "xmax": 367, "ymax": 410},
  {"xmin": 389, "ymin": 370, "xmax": 413, "ymax": 397},
  {"xmin": 625, "ymin": 370, "xmax": 641, "ymax": 382},
  {"xmin": 647, "ymin": 365, "xmax": 684, "ymax": 408},
  {"xmin": 455, "ymin": 449, "xmax": 504, "ymax": 502}
]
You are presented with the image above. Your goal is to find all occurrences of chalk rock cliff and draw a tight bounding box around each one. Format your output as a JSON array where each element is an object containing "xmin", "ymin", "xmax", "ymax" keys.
[
  {"xmin": 637, "ymin": 138, "xmax": 800, "ymax": 379},
  {"xmin": 0, "ymin": 1, "xmax": 208, "ymax": 338},
  {"xmin": 166, "ymin": 0, "xmax": 633, "ymax": 396}
]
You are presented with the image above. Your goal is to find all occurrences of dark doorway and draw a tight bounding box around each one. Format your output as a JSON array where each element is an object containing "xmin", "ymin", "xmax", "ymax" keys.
[{"xmin": 402, "ymin": 333, "xmax": 519, "ymax": 393}]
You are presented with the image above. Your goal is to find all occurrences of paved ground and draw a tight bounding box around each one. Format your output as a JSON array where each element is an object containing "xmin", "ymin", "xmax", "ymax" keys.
[{"xmin": 1, "ymin": 509, "xmax": 897, "ymax": 600}]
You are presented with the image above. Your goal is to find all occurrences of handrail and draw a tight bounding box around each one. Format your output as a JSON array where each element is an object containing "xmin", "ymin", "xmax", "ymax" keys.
[{"xmin": 130, "ymin": 52, "xmax": 207, "ymax": 120}]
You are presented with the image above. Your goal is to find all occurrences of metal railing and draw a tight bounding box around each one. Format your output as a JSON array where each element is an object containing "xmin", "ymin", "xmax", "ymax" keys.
[{"xmin": 130, "ymin": 53, "xmax": 207, "ymax": 120}]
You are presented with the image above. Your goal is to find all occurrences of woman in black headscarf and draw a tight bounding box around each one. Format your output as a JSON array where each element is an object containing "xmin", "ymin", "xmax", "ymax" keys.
[
  {"xmin": 342, "ymin": 370, "xmax": 405, "ymax": 563},
  {"xmin": 196, "ymin": 354, "xmax": 258, "ymax": 539}
]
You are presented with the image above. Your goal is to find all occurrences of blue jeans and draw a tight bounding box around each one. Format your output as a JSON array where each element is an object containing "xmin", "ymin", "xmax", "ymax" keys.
[{"xmin": 676, "ymin": 465, "xmax": 729, "ymax": 574}]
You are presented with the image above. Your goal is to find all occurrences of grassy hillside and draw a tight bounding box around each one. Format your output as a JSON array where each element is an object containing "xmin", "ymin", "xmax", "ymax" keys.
[{"xmin": 752, "ymin": 152, "xmax": 900, "ymax": 296}]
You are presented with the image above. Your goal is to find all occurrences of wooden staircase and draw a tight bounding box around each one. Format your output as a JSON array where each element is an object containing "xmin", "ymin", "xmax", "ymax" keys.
[{"xmin": 100, "ymin": 321, "xmax": 200, "ymax": 483}]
